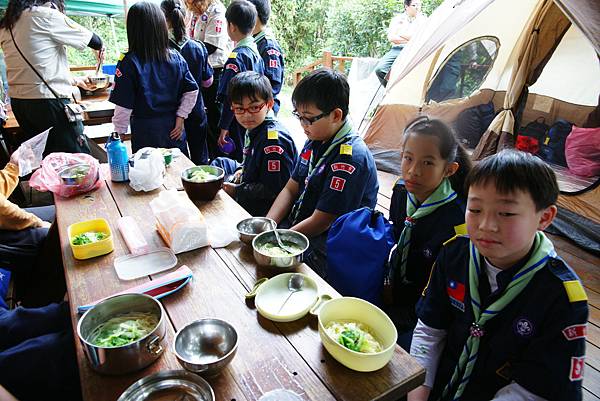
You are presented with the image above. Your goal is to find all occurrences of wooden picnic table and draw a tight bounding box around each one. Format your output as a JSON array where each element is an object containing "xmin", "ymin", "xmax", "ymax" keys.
[{"xmin": 54, "ymin": 154, "xmax": 425, "ymax": 401}]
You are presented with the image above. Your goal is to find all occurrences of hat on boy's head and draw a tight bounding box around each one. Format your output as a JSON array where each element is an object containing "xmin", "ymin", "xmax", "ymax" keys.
[{"xmin": 464, "ymin": 149, "xmax": 558, "ymax": 211}]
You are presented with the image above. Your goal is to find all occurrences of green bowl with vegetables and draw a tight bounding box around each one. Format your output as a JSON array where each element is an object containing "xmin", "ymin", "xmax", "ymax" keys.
[{"xmin": 181, "ymin": 166, "xmax": 224, "ymax": 201}]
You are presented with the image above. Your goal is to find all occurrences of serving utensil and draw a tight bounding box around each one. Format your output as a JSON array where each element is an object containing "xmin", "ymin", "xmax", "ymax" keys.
[
  {"xmin": 270, "ymin": 220, "xmax": 296, "ymax": 254},
  {"xmin": 277, "ymin": 274, "xmax": 304, "ymax": 313}
]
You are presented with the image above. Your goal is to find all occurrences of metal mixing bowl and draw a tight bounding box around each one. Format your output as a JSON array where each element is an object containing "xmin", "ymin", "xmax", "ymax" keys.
[
  {"xmin": 117, "ymin": 370, "xmax": 215, "ymax": 401},
  {"xmin": 252, "ymin": 229, "xmax": 309, "ymax": 269},
  {"xmin": 173, "ymin": 318, "xmax": 238, "ymax": 376},
  {"xmin": 236, "ymin": 217, "xmax": 276, "ymax": 245}
]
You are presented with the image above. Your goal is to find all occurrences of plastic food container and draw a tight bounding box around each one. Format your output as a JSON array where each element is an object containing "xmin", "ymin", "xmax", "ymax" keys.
[{"xmin": 68, "ymin": 218, "xmax": 114, "ymax": 260}]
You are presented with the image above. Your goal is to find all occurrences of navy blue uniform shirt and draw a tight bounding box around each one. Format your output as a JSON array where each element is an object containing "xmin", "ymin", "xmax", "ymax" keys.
[
  {"xmin": 254, "ymin": 31, "xmax": 284, "ymax": 114},
  {"xmin": 109, "ymin": 51, "xmax": 198, "ymax": 152},
  {"xmin": 387, "ymin": 180, "xmax": 466, "ymax": 331},
  {"xmin": 418, "ymin": 236, "xmax": 587, "ymax": 401},
  {"xmin": 290, "ymin": 126, "xmax": 378, "ymax": 224},
  {"xmin": 236, "ymin": 117, "xmax": 298, "ymax": 216},
  {"xmin": 175, "ymin": 38, "xmax": 213, "ymax": 123}
]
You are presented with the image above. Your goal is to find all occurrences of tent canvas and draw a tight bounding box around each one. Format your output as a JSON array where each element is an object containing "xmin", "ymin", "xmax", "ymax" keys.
[
  {"xmin": 0, "ymin": 0, "xmax": 163, "ymax": 16},
  {"xmin": 362, "ymin": 0, "xmax": 600, "ymax": 229}
]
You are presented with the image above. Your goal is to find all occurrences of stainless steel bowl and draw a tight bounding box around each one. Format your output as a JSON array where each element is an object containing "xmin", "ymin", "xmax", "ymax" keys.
[
  {"xmin": 236, "ymin": 217, "xmax": 276, "ymax": 245},
  {"xmin": 252, "ymin": 229, "xmax": 309, "ymax": 269},
  {"xmin": 173, "ymin": 318, "xmax": 238, "ymax": 376},
  {"xmin": 117, "ymin": 370, "xmax": 215, "ymax": 401},
  {"xmin": 77, "ymin": 293, "xmax": 166, "ymax": 375}
]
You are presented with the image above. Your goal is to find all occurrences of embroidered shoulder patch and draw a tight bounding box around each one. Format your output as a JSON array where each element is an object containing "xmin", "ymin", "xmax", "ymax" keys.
[
  {"xmin": 228, "ymin": 51, "xmax": 238, "ymax": 58},
  {"xmin": 266, "ymin": 49, "xmax": 281, "ymax": 56},
  {"xmin": 115, "ymin": 68, "xmax": 122, "ymax": 78},
  {"xmin": 340, "ymin": 144, "xmax": 352, "ymax": 156},
  {"xmin": 264, "ymin": 145, "xmax": 284, "ymax": 154},
  {"xmin": 563, "ymin": 324, "xmax": 587, "ymax": 341},
  {"xmin": 454, "ymin": 223, "xmax": 467, "ymax": 236},
  {"xmin": 225, "ymin": 63, "xmax": 239, "ymax": 73},
  {"xmin": 329, "ymin": 176, "xmax": 346, "ymax": 192},
  {"xmin": 570, "ymin": 356, "xmax": 585, "ymax": 381},
  {"xmin": 267, "ymin": 130, "xmax": 278, "ymax": 140},
  {"xmin": 267, "ymin": 160, "xmax": 280, "ymax": 172},
  {"xmin": 118, "ymin": 53, "xmax": 126, "ymax": 61},
  {"xmin": 330, "ymin": 162, "xmax": 355, "ymax": 174},
  {"xmin": 563, "ymin": 280, "xmax": 588, "ymax": 303},
  {"xmin": 269, "ymin": 59, "xmax": 278, "ymax": 68}
]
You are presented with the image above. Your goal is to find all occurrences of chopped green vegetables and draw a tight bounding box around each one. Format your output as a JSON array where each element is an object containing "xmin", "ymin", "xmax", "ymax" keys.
[
  {"xmin": 88, "ymin": 312, "xmax": 159, "ymax": 348},
  {"xmin": 325, "ymin": 321, "xmax": 383, "ymax": 353},
  {"xmin": 257, "ymin": 241, "xmax": 303, "ymax": 256},
  {"xmin": 188, "ymin": 169, "xmax": 217, "ymax": 183},
  {"xmin": 72, "ymin": 231, "xmax": 108, "ymax": 245}
]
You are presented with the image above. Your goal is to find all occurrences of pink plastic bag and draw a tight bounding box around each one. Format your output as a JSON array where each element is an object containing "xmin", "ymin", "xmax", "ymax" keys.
[
  {"xmin": 565, "ymin": 126, "xmax": 600, "ymax": 177},
  {"xmin": 29, "ymin": 153, "xmax": 102, "ymax": 197}
]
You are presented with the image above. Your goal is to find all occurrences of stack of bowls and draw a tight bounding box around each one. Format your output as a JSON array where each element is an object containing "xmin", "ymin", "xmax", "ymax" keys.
[{"xmin": 236, "ymin": 217, "xmax": 276, "ymax": 245}]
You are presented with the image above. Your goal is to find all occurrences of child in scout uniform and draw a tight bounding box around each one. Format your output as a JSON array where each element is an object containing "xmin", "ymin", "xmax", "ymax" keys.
[
  {"xmin": 212, "ymin": 72, "xmax": 297, "ymax": 216},
  {"xmin": 162, "ymin": 0, "xmax": 214, "ymax": 165},
  {"xmin": 266, "ymin": 68, "xmax": 379, "ymax": 278},
  {"xmin": 386, "ymin": 117, "xmax": 472, "ymax": 351},
  {"xmin": 247, "ymin": 0, "xmax": 284, "ymax": 115},
  {"xmin": 110, "ymin": 2, "xmax": 199, "ymax": 155},
  {"xmin": 408, "ymin": 150, "xmax": 588, "ymax": 401},
  {"xmin": 216, "ymin": 0, "xmax": 265, "ymax": 162}
]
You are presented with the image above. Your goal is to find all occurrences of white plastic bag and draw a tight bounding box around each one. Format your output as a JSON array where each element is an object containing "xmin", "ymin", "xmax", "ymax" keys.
[
  {"xmin": 150, "ymin": 190, "xmax": 209, "ymax": 254},
  {"xmin": 129, "ymin": 147, "xmax": 165, "ymax": 192},
  {"xmin": 16, "ymin": 128, "xmax": 49, "ymax": 177}
]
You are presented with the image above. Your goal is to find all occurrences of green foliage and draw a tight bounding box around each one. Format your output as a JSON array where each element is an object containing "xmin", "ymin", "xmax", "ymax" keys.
[{"xmin": 67, "ymin": 16, "xmax": 127, "ymax": 67}]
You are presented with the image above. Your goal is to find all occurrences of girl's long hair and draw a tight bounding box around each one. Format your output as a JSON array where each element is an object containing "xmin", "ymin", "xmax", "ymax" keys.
[
  {"xmin": 403, "ymin": 116, "xmax": 473, "ymax": 199},
  {"xmin": 127, "ymin": 2, "xmax": 171, "ymax": 63},
  {"xmin": 0, "ymin": 0, "xmax": 65, "ymax": 30},
  {"xmin": 161, "ymin": 0, "xmax": 187, "ymax": 45}
]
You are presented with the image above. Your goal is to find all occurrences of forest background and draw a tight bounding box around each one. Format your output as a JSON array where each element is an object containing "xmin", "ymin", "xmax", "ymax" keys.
[{"xmin": 68, "ymin": 0, "xmax": 443, "ymax": 83}]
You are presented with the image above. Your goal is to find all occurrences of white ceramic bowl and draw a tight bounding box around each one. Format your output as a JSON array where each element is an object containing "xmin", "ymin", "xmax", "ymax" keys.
[{"xmin": 318, "ymin": 297, "xmax": 397, "ymax": 372}]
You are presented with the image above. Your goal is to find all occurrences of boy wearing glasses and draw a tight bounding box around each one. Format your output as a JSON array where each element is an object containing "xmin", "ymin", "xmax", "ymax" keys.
[
  {"xmin": 216, "ymin": 0, "xmax": 265, "ymax": 162},
  {"xmin": 212, "ymin": 72, "xmax": 297, "ymax": 216},
  {"xmin": 266, "ymin": 68, "xmax": 378, "ymax": 278}
]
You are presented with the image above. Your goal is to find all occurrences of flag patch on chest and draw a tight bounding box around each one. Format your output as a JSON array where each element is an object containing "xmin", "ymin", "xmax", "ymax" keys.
[
  {"xmin": 331, "ymin": 162, "xmax": 355, "ymax": 174},
  {"xmin": 447, "ymin": 280, "xmax": 465, "ymax": 311}
]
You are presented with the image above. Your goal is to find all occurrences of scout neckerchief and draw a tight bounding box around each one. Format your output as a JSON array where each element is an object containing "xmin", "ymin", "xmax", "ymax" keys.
[
  {"xmin": 442, "ymin": 231, "xmax": 555, "ymax": 400},
  {"xmin": 234, "ymin": 36, "xmax": 260, "ymax": 59},
  {"xmin": 241, "ymin": 110, "xmax": 275, "ymax": 173},
  {"xmin": 290, "ymin": 119, "xmax": 354, "ymax": 224},
  {"xmin": 386, "ymin": 178, "xmax": 456, "ymax": 287}
]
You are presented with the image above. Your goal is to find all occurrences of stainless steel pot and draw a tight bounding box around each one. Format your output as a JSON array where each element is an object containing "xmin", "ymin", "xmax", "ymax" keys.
[
  {"xmin": 77, "ymin": 293, "xmax": 166, "ymax": 375},
  {"xmin": 252, "ymin": 229, "xmax": 309, "ymax": 269}
]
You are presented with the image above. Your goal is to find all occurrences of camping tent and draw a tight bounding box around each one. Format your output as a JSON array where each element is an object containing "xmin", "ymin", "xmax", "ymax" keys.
[
  {"xmin": 362, "ymin": 0, "xmax": 600, "ymax": 228},
  {"xmin": 0, "ymin": 0, "xmax": 126, "ymax": 16}
]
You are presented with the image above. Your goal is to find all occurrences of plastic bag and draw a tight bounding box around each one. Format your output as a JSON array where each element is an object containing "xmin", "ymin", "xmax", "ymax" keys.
[
  {"xmin": 129, "ymin": 147, "xmax": 165, "ymax": 192},
  {"xmin": 15, "ymin": 128, "xmax": 49, "ymax": 177},
  {"xmin": 29, "ymin": 152, "xmax": 101, "ymax": 198},
  {"xmin": 149, "ymin": 190, "xmax": 209, "ymax": 254}
]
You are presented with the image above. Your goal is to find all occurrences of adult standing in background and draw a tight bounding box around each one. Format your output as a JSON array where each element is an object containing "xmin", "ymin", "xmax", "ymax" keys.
[
  {"xmin": 185, "ymin": 0, "xmax": 234, "ymax": 159},
  {"xmin": 374, "ymin": 0, "xmax": 426, "ymax": 87},
  {"xmin": 0, "ymin": 0, "xmax": 104, "ymax": 155}
]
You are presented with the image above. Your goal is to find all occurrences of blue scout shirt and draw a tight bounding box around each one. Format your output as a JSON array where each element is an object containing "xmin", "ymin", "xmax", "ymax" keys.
[
  {"xmin": 386, "ymin": 180, "xmax": 466, "ymax": 332},
  {"xmin": 417, "ymin": 236, "xmax": 588, "ymax": 401},
  {"xmin": 254, "ymin": 30, "xmax": 284, "ymax": 114},
  {"xmin": 236, "ymin": 116, "xmax": 298, "ymax": 216},
  {"xmin": 289, "ymin": 120, "xmax": 378, "ymax": 225},
  {"xmin": 174, "ymin": 38, "xmax": 213, "ymax": 124},
  {"xmin": 217, "ymin": 37, "xmax": 265, "ymax": 131},
  {"xmin": 109, "ymin": 51, "xmax": 198, "ymax": 152}
]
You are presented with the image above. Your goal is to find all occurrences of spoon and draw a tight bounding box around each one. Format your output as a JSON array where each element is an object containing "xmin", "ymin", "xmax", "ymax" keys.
[
  {"xmin": 270, "ymin": 221, "xmax": 295, "ymax": 254},
  {"xmin": 278, "ymin": 274, "xmax": 304, "ymax": 313}
]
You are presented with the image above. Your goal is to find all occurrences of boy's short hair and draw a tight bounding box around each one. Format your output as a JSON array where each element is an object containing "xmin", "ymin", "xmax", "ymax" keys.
[
  {"xmin": 292, "ymin": 68, "xmax": 350, "ymax": 119},
  {"xmin": 246, "ymin": 0, "xmax": 270, "ymax": 26},
  {"xmin": 465, "ymin": 149, "xmax": 559, "ymax": 211},
  {"xmin": 225, "ymin": 0, "xmax": 257, "ymax": 35},
  {"xmin": 228, "ymin": 71, "xmax": 273, "ymax": 104}
]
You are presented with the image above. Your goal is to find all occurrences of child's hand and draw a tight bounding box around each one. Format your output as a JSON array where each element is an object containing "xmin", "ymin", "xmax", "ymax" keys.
[
  {"xmin": 223, "ymin": 182, "xmax": 237, "ymax": 197},
  {"xmin": 218, "ymin": 129, "xmax": 230, "ymax": 147},
  {"xmin": 169, "ymin": 117, "xmax": 185, "ymax": 140},
  {"xmin": 232, "ymin": 169, "xmax": 242, "ymax": 184}
]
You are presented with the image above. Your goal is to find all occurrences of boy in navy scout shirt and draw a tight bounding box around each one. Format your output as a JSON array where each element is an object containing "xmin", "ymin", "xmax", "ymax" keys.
[
  {"xmin": 217, "ymin": 0, "xmax": 265, "ymax": 162},
  {"xmin": 247, "ymin": 0, "xmax": 284, "ymax": 114},
  {"xmin": 408, "ymin": 150, "xmax": 588, "ymax": 401},
  {"xmin": 212, "ymin": 72, "xmax": 297, "ymax": 216},
  {"xmin": 266, "ymin": 68, "xmax": 379, "ymax": 278}
]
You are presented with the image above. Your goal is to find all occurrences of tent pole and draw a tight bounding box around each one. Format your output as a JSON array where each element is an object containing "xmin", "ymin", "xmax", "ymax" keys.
[{"xmin": 109, "ymin": 17, "xmax": 119, "ymax": 58}]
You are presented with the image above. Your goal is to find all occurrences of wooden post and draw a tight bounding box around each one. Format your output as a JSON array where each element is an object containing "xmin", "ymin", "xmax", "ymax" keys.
[
  {"xmin": 338, "ymin": 59, "xmax": 345, "ymax": 73},
  {"xmin": 323, "ymin": 51, "xmax": 333, "ymax": 69}
]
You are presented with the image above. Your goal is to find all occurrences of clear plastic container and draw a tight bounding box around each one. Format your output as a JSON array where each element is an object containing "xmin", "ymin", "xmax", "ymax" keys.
[{"xmin": 114, "ymin": 247, "xmax": 177, "ymax": 280}]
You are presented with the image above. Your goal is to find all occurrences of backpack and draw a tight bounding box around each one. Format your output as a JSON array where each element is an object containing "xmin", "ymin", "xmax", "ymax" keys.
[
  {"xmin": 453, "ymin": 101, "xmax": 496, "ymax": 148},
  {"xmin": 539, "ymin": 119, "xmax": 572, "ymax": 166},
  {"xmin": 516, "ymin": 117, "xmax": 549, "ymax": 154},
  {"xmin": 565, "ymin": 126, "xmax": 600, "ymax": 177},
  {"xmin": 326, "ymin": 207, "xmax": 395, "ymax": 306}
]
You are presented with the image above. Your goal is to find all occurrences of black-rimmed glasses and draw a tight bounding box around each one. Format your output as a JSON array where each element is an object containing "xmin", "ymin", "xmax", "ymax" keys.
[{"xmin": 292, "ymin": 110, "xmax": 332, "ymax": 126}]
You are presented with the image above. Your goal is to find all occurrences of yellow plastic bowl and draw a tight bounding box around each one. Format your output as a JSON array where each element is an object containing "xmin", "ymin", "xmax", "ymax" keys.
[
  {"xmin": 318, "ymin": 297, "xmax": 397, "ymax": 372},
  {"xmin": 68, "ymin": 218, "xmax": 114, "ymax": 260}
]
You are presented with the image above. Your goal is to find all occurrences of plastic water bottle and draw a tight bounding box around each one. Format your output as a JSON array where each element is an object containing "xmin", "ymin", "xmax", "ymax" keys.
[{"xmin": 106, "ymin": 132, "xmax": 129, "ymax": 182}]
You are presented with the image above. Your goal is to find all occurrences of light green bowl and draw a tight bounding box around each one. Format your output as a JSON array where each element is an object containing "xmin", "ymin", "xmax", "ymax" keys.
[{"xmin": 318, "ymin": 297, "xmax": 397, "ymax": 372}]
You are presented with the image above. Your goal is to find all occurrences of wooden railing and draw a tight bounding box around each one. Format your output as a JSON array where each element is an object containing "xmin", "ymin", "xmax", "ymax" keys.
[{"xmin": 293, "ymin": 51, "xmax": 354, "ymax": 85}]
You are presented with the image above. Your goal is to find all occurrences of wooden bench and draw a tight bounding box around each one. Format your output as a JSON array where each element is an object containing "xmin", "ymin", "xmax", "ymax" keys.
[{"xmin": 375, "ymin": 170, "xmax": 600, "ymax": 400}]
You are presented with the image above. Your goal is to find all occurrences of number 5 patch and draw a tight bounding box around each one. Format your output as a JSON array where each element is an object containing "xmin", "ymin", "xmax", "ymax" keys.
[
  {"xmin": 267, "ymin": 160, "xmax": 280, "ymax": 172},
  {"xmin": 269, "ymin": 59, "xmax": 278, "ymax": 68},
  {"xmin": 570, "ymin": 356, "xmax": 585, "ymax": 381},
  {"xmin": 330, "ymin": 176, "xmax": 346, "ymax": 192}
]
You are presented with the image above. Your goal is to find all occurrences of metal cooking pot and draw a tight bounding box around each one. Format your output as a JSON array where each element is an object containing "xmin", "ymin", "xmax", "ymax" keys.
[{"xmin": 77, "ymin": 293, "xmax": 166, "ymax": 375}]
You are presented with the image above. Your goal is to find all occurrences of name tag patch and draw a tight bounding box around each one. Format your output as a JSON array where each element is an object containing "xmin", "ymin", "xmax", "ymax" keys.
[
  {"xmin": 563, "ymin": 324, "xmax": 587, "ymax": 341},
  {"xmin": 267, "ymin": 160, "xmax": 280, "ymax": 172},
  {"xmin": 267, "ymin": 49, "xmax": 281, "ymax": 56},
  {"xmin": 329, "ymin": 177, "xmax": 346, "ymax": 192},
  {"xmin": 264, "ymin": 145, "xmax": 284, "ymax": 154},
  {"xmin": 570, "ymin": 356, "xmax": 585, "ymax": 381},
  {"xmin": 225, "ymin": 63, "xmax": 239, "ymax": 73},
  {"xmin": 331, "ymin": 162, "xmax": 355, "ymax": 174}
]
